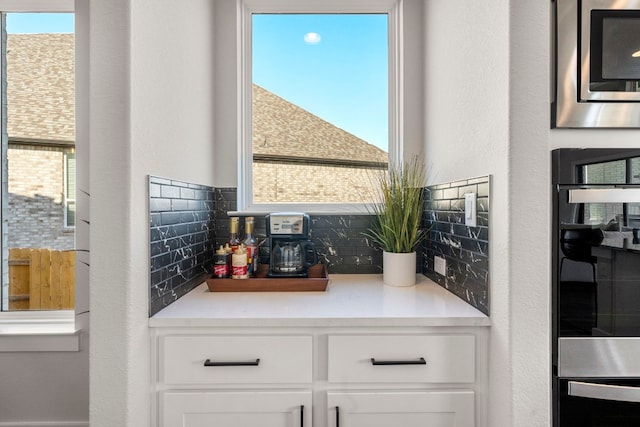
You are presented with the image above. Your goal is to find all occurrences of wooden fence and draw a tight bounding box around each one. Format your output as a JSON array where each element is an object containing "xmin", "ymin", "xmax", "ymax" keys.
[{"xmin": 8, "ymin": 248, "xmax": 75, "ymax": 310}]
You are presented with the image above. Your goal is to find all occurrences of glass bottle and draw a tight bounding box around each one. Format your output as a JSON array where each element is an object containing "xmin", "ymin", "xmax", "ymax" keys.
[
  {"xmin": 228, "ymin": 217, "xmax": 241, "ymax": 253},
  {"xmin": 243, "ymin": 216, "xmax": 258, "ymax": 276}
]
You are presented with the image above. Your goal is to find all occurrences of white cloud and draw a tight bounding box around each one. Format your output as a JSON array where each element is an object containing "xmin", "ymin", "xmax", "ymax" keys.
[{"xmin": 304, "ymin": 32, "xmax": 321, "ymax": 44}]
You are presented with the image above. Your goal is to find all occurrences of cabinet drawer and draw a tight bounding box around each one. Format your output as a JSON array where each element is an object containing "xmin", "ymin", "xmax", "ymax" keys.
[
  {"xmin": 328, "ymin": 334, "xmax": 474, "ymax": 383},
  {"xmin": 161, "ymin": 335, "xmax": 312, "ymax": 385}
]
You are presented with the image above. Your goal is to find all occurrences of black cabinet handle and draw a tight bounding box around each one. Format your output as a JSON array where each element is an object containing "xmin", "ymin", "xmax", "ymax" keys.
[
  {"xmin": 370, "ymin": 357, "xmax": 426, "ymax": 365},
  {"xmin": 336, "ymin": 405, "xmax": 340, "ymax": 427},
  {"xmin": 301, "ymin": 405, "xmax": 304, "ymax": 427},
  {"xmin": 203, "ymin": 358, "xmax": 260, "ymax": 366}
]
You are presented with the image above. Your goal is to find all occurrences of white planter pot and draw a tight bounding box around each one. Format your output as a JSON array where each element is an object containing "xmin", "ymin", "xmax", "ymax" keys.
[{"xmin": 382, "ymin": 251, "xmax": 417, "ymax": 287}]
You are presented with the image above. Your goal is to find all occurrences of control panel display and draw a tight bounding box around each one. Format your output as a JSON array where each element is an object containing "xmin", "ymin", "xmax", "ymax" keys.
[{"xmin": 268, "ymin": 213, "xmax": 307, "ymax": 235}]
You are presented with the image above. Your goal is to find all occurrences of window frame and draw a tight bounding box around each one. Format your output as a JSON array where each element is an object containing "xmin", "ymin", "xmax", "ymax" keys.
[
  {"xmin": 0, "ymin": 0, "xmax": 79, "ymax": 351},
  {"xmin": 64, "ymin": 150, "xmax": 76, "ymax": 229},
  {"xmin": 237, "ymin": 0, "xmax": 404, "ymax": 214}
]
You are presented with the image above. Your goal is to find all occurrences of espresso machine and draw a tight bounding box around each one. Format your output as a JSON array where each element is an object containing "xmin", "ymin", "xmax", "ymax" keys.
[{"xmin": 266, "ymin": 213, "xmax": 317, "ymax": 277}]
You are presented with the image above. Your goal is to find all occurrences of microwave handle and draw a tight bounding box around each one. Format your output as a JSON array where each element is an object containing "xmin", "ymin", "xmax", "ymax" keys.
[{"xmin": 568, "ymin": 381, "xmax": 640, "ymax": 403}]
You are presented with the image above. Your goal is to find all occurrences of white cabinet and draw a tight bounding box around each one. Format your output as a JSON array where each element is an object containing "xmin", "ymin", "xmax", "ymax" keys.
[
  {"xmin": 327, "ymin": 390, "xmax": 475, "ymax": 427},
  {"xmin": 326, "ymin": 334, "xmax": 476, "ymax": 427},
  {"xmin": 154, "ymin": 333, "xmax": 313, "ymax": 427},
  {"xmin": 152, "ymin": 329, "xmax": 485, "ymax": 427},
  {"xmin": 163, "ymin": 390, "xmax": 311, "ymax": 427}
]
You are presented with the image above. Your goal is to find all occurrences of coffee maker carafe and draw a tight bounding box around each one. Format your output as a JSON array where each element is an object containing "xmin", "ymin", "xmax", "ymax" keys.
[{"xmin": 266, "ymin": 213, "xmax": 317, "ymax": 277}]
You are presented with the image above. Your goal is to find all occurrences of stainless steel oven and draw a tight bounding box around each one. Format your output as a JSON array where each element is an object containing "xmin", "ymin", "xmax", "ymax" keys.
[
  {"xmin": 558, "ymin": 378, "xmax": 640, "ymax": 426},
  {"xmin": 554, "ymin": 0, "xmax": 640, "ymax": 127},
  {"xmin": 552, "ymin": 148, "xmax": 640, "ymax": 427}
]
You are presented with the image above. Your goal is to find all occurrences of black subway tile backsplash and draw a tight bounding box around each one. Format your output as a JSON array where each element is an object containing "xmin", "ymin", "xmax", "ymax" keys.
[
  {"xmin": 148, "ymin": 176, "xmax": 215, "ymax": 316},
  {"xmin": 422, "ymin": 176, "xmax": 490, "ymax": 315},
  {"xmin": 149, "ymin": 176, "xmax": 490, "ymax": 317}
]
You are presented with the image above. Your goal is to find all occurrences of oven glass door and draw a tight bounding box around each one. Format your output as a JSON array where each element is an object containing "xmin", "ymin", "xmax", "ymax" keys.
[
  {"xmin": 559, "ymin": 379, "xmax": 640, "ymax": 426},
  {"xmin": 556, "ymin": 185, "xmax": 640, "ymax": 337}
]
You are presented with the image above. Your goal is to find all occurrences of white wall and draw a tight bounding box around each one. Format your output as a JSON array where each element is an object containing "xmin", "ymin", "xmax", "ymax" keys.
[
  {"xmin": 423, "ymin": 0, "xmax": 552, "ymax": 426},
  {"xmin": 0, "ymin": 348, "xmax": 89, "ymax": 424},
  {"xmin": 89, "ymin": 1, "xmax": 215, "ymax": 426}
]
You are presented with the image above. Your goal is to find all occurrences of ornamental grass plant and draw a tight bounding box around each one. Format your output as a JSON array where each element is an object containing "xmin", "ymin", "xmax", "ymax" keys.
[{"xmin": 363, "ymin": 156, "xmax": 427, "ymax": 253}]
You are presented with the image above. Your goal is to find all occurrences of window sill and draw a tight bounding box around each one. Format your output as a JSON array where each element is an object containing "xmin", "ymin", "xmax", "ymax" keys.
[{"xmin": 0, "ymin": 311, "xmax": 81, "ymax": 352}]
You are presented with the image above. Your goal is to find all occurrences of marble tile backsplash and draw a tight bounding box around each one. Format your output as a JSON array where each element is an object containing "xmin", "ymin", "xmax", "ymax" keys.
[
  {"xmin": 149, "ymin": 178, "xmax": 488, "ymax": 316},
  {"xmin": 149, "ymin": 176, "xmax": 215, "ymax": 316},
  {"xmin": 209, "ymin": 189, "xmax": 383, "ymax": 274},
  {"xmin": 422, "ymin": 176, "xmax": 490, "ymax": 315}
]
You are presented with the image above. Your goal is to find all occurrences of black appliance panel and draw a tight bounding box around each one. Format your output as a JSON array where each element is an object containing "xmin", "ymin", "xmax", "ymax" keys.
[
  {"xmin": 555, "ymin": 185, "xmax": 640, "ymax": 338},
  {"xmin": 558, "ymin": 379, "xmax": 640, "ymax": 427}
]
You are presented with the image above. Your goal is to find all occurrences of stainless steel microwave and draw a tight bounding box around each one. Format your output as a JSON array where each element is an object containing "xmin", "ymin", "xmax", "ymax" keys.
[{"xmin": 554, "ymin": 0, "xmax": 640, "ymax": 128}]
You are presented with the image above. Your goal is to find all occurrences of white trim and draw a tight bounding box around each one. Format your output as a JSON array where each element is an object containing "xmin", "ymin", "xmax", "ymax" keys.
[
  {"xmin": 237, "ymin": 0, "xmax": 403, "ymax": 213},
  {"xmin": 0, "ymin": 0, "xmax": 73, "ymax": 12},
  {"xmin": 0, "ymin": 422, "xmax": 88, "ymax": 427},
  {"xmin": 0, "ymin": 310, "xmax": 80, "ymax": 351},
  {"xmin": 0, "ymin": 332, "xmax": 79, "ymax": 352}
]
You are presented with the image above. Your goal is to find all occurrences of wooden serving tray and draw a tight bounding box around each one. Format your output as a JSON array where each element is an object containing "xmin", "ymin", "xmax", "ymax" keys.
[{"xmin": 206, "ymin": 263, "xmax": 329, "ymax": 292}]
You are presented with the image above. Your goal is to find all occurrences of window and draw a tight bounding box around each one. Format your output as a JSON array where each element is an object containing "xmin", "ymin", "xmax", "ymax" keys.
[
  {"xmin": 239, "ymin": 0, "xmax": 402, "ymax": 213},
  {"xmin": 1, "ymin": 11, "xmax": 76, "ymax": 312}
]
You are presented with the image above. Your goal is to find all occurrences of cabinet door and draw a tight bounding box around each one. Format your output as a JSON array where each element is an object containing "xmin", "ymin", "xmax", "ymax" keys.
[
  {"xmin": 327, "ymin": 390, "xmax": 474, "ymax": 427},
  {"xmin": 163, "ymin": 390, "xmax": 311, "ymax": 427}
]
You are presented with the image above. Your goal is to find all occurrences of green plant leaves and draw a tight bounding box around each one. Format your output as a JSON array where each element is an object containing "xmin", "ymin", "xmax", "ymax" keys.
[{"xmin": 363, "ymin": 156, "xmax": 426, "ymax": 253}]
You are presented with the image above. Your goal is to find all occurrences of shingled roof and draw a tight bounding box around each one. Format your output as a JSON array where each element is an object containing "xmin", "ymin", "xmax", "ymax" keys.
[
  {"xmin": 253, "ymin": 84, "xmax": 387, "ymax": 164},
  {"xmin": 5, "ymin": 33, "xmax": 386, "ymax": 164},
  {"xmin": 6, "ymin": 33, "xmax": 75, "ymax": 143}
]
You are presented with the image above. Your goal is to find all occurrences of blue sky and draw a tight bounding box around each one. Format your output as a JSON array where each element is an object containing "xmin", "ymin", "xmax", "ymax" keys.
[
  {"xmin": 6, "ymin": 12, "xmax": 389, "ymax": 151},
  {"xmin": 253, "ymin": 14, "xmax": 389, "ymax": 151},
  {"xmin": 6, "ymin": 13, "xmax": 74, "ymax": 34}
]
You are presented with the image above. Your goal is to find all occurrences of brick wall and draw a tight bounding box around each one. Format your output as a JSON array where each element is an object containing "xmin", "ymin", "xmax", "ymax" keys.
[
  {"xmin": 7, "ymin": 144, "xmax": 74, "ymax": 250},
  {"xmin": 253, "ymin": 162, "xmax": 384, "ymax": 203}
]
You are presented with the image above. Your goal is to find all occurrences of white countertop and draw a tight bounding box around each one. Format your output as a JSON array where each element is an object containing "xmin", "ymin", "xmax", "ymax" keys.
[{"xmin": 149, "ymin": 274, "xmax": 490, "ymax": 328}]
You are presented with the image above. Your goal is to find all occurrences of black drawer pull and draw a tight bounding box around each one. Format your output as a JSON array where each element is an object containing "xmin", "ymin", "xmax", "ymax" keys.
[
  {"xmin": 301, "ymin": 404, "xmax": 304, "ymax": 427},
  {"xmin": 336, "ymin": 406, "xmax": 340, "ymax": 427},
  {"xmin": 203, "ymin": 358, "xmax": 260, "ymax": 367},
  {"xmin": 370, "ymin": 357, "xmax": 426, "ymax": 366}
]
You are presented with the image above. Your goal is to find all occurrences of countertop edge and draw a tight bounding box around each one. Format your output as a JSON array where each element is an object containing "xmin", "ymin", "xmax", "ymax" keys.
[{"xmin": 149, "ymin": 316, "xmax": 491, "ymax": 328}]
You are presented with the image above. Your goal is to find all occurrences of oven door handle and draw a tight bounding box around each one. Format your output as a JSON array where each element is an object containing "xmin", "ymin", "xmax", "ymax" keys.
[{"xmin": 568, "ymin": 381, "xmax": 640, "ymax": 403}]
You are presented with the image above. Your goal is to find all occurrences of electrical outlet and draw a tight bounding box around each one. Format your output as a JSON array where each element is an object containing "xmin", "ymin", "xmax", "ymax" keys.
[{"xmin": 434, "ymin": 256, "xmax": 447, "ymax": 276}]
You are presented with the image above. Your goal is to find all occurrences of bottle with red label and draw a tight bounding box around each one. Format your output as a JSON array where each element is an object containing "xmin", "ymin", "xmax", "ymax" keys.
[
  {"xmin": 212, "ymin": 245, "xmax": 230, "ymax": 278},
  {"xmin": 231, "ymin": 244, "xmax": 249, "ymax": 279}
]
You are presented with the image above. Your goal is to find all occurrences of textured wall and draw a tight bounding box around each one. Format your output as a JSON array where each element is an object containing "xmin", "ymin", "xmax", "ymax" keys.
[
  {"xmin": 423, "ymin": 176, "xmax": 490, "ymax": 315},
  {"xmin": 149, "ymin": 176, "xmax": 215, "ymax": 316}
]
